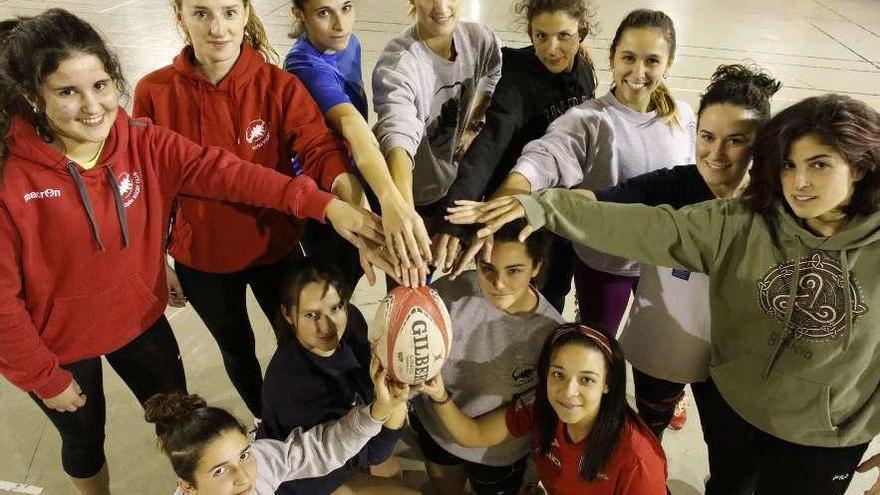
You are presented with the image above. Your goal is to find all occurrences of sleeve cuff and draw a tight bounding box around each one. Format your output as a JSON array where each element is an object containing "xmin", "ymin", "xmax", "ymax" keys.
[
  {"xmin": 34, "ymin": 367, "xmax": 73, "ymax": 399},
  {"xmin": 515, "ymin": 194, "xmax": 548, "ymax": 231},
  {"xmin": 291, "ymin": 177, "xmax": 336, "ymax": 223},
  {"xmin": 511, "ymin": 159, "xmax": 544, "ymax": 191}
]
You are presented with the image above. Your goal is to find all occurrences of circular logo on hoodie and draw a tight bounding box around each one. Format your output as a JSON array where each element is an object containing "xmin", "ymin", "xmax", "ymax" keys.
[
  {"xmin": 117, "ymin": 171, "xmax": 142, "ymax": 208},
  {"xmin": 757, "ymin": 252, "xmax": 868, "ymax": 342},
  {"xmin": 245, "ymin": 119, "xmax": 271, "ymax": 150}
]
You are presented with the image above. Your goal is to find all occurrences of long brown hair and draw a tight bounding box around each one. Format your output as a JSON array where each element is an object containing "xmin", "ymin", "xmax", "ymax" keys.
[
  {"xmin": 172, "ymin": 0, "xmax": 279, "ymax": 63},
  {"xmin": 0, "ymin": 9, "xmax": 127, "ymax": 177},
  {"xmin": 744, "ymin": 94, "xmax": 880, "ymax": 216},
  {"xmin": 609, "ymin": 9, "xmax": 679, "ymax": 126},
  {"xmin": 513, "ymin": 0, "xmax": 598, "ymax": 86}
]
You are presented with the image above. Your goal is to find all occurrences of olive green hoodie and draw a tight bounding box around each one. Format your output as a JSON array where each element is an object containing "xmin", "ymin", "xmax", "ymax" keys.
[{"xmin": 517, "ymin": 189, "xmax": 880, "ymax": 447}]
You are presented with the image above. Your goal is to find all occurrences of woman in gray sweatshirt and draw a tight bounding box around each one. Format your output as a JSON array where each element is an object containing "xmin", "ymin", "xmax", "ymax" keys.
[{"xmin": 372, "ymin": 0, "xmax": 502, "ymax": 285}]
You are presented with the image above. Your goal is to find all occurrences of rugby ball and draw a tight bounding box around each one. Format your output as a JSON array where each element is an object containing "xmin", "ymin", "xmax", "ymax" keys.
[{"xmin": 370, "ymin": 286, "xmax": 453, "ymax": 385}]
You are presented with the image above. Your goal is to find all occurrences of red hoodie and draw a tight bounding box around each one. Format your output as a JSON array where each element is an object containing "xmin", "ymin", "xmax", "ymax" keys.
[
  {"xmin": 133, "ymin": 44, "xmax": 350, "ymax": 272},
  {"xmin": 0, "ymin": 111, "xmax": 335, "ymax": 398}
]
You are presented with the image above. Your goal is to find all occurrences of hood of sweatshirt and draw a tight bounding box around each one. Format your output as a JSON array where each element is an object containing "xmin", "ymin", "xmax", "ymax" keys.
[
  {"xmin": 170, "ymin": 43, "xmax": 264, "ymax": 144},
  {"xmin": 762, "ymin": 203, "xmax": 880, "ymax": 377},
  {"xmin": 7, "ymin": 111, "xmax": 134, "ymax": 253}
]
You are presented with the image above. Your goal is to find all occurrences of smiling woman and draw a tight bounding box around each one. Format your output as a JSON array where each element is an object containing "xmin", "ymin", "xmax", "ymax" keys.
[
  {"xmin": 0, "ymin": 8, "xmax": 382, "ymax": 495},
  {"xmin": 417, "ymin": 323, "xmax": 668, "ymax": 495}
]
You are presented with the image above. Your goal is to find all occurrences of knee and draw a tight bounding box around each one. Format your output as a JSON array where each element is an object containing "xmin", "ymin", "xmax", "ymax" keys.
[{"xmin": 61, "ymin": 436, "xmax": 106, "ymax": 478}]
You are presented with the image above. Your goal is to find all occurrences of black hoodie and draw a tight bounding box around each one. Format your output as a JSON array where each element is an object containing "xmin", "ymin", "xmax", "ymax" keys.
[{"xmin": 438, "ymin": 45, "xmax": 596, "ymax": 237}]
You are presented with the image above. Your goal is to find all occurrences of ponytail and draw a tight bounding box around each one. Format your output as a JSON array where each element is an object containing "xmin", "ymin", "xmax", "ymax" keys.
[
  {"xmin": 649, "ymin": 80, "xmax": 679, "ymax": 127},
  {"xmin": 243, "ymin": 3, "xmax": 279, "ymax": 64},
  {"xmin": 145, "ymin": 392, "xmax": 245, "ymax": 486}
]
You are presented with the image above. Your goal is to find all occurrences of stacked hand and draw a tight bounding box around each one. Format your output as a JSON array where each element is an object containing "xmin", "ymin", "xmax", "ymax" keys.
[
  {"xmin": 379, "ymin": 196, "xmax": 432, "ymax": 287},
  {"xmin": 440, "ymin": 197, "xmax": 533, "ymax": 279}
]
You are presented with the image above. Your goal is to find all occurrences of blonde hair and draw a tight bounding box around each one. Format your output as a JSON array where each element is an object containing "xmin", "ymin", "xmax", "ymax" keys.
[
  {"xmin": 609, "ymin": 9, "xmax": 679, "ymax": 127},
  {"xmin": 172, "ymin": 0, "xmax": 278, "ymax": 63}
]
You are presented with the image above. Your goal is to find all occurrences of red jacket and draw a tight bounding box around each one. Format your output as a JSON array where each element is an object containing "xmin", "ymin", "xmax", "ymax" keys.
[
  {"xmin": 0, "ymin": 111, "xmax": 334, "ymax": 398},
  {"xmin": 133, "ymin": 44, "xmax": 350, "ymax": 272}
]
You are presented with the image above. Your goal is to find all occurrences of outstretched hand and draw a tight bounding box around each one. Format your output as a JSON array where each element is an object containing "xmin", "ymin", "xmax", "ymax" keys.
[
  {"xmin": 857, "ymin": 453, "xmax": 880, "ymax": 494},
  {"xmin": 445, "ymin": 198, "xmax": 533, "ymax": 241}
]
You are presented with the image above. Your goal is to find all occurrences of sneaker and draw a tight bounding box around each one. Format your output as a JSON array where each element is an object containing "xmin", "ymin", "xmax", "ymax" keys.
[
  {"xmin": 668, "ymin": 398, "xmax": 687, "ymax": 430},
  {"xmin": 249, "ymin": 417, "xmax": 262, "ymax": 442}
]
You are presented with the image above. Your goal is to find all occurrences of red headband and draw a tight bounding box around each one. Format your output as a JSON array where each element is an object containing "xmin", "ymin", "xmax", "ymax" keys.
[{"xmin": 550, "ymin": 323, "xmax": 613, "ymax": 361}]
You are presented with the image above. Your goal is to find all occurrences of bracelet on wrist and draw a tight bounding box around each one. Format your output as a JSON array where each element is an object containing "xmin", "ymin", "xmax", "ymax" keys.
[{"xmin": 431, "ymin": 389, "xmax": 453, "ymax": 406}]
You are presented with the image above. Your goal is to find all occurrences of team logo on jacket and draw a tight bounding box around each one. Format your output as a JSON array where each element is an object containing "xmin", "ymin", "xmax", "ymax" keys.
[
  {"xmin": 757, "ymin": 252, "xmax": 868, "ymax": 342},
  {"xmin": 118, "ymin": 171, "xmax": 142, "ymax": 208},
  {"xmin": 245, "ymin": 119, "xmax": 271, "ymax": 150}
]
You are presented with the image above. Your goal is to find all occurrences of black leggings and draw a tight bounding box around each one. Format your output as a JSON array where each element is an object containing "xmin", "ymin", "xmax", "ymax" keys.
[
  {"xmin": 699, "ymin": 379, "xmax": 868, "ymax": 495},
  {"xmin": 631, "ymin": 368, "xmax": 710, "ymax": 440},
  {"xmin": 175, "ymin": 258, "xmax": 290, "ymax": 417},
  {"xmin": 30, "ymin": 316, "xmax": 186, "ymax": 478}
]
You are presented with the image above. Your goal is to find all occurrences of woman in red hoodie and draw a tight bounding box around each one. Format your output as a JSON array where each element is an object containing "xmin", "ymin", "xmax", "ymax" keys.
[
  {"xmin": 0, "ymin": 9, "xmax": 380, "ymax": 495},
  {"xmin": 133, "ymin": 0, "xmax": 378, "ymax": 419}
]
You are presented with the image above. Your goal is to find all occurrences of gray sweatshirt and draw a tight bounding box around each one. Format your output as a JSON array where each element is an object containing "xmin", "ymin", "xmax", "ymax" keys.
[
  {"xmin": 413, "ymin": 271, "xmax": 563, "ymax": 465},
  {"xmin": 512, "ymin": 92, "xmax": 696, "ymax": 276},
  {"xmin": 372, "ymin": 22, "xmax": 502, "ymax": 206},
  {"xmin": 172, "ymin": 406, "xmax": 382, "ymax": 495}
]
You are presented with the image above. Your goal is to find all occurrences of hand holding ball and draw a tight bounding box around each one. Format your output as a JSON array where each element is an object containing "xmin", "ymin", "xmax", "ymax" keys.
[{"xmin": 370, "ymin": 286, "xmax": 452, "ymax": 385}]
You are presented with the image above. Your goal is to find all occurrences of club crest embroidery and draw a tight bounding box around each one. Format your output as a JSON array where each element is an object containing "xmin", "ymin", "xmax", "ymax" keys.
[
  {"xmin": 757, "ymin": 252, "xmax": 868, "ymax": 342},
  {"xmin": 117, "ymin": 171, "xmax": 142, "ymax": 208},
  {"xmin": 245, "ymin": 119, "xmax": 271, "ymax": 150}
]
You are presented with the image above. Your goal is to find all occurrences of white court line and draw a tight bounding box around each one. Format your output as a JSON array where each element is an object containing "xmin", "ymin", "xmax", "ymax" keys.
[
  {"xmin": 97, "ymin": 0, "xmax": 142, "ymax": 14},
  {"xmin": 0, "ymin": 481, "xmax": 43, "ymax": 495}
]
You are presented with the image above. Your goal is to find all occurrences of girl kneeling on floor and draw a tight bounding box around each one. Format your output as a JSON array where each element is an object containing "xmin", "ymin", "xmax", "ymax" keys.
[
  {"xmin": 258, "ymin": 257, "xmax": 417, "ymax": 495},
  {"xmin": 419, "ymin": 323, "xmax": 667, "ymax": 495}
]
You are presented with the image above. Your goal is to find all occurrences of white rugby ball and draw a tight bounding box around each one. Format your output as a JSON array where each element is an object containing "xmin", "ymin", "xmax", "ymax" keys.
[{"xmin": 370, "ymin": 286, "xmax": 452, "ymax": 385}]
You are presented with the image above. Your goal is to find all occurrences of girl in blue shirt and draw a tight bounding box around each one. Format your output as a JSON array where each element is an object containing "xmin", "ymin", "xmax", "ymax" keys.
[{"xmin": 288, "ymin": 0, "xmax": 432, "ymax": 288}]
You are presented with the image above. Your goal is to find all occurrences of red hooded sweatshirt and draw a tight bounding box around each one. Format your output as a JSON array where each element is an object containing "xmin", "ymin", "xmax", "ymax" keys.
[
  {"xmin": 133, "ymin": 44, "xmax": 350, "ymax": 272},
  {"xmin": 0, "ymin": 111, "xmax": 335, "ymax": 398}
]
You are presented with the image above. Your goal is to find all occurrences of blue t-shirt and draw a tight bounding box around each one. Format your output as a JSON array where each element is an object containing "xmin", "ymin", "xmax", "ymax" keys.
[{"xmin": 285, "ymin": 34, "xmax": 368, "ymax": 118}]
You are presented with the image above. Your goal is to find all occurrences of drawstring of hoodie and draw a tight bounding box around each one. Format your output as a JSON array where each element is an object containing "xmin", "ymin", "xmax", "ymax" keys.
[
  {"xmin": 65, "ymin": 162, "xmax": 130, "ymax": 253},
  {"xmin": 104, "ymin": 165, "xmax": 130, "ymax": 248},
  {"xmin": 67, "ymin": 162, "xmax": 105, "ymax": 252},
  {"xmin": 840, "ymin": 248, "xmax": 854, "ymax": 351},
  {"xmin": 762, "ymin": 249, "xmax": 804, "ymax": 380}
]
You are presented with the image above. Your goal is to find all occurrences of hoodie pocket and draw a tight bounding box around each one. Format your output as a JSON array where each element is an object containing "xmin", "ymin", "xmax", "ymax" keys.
[
  {"xmin": 712, "ymin": 352, "xmax": 835, "ymax": 440},
  {"xmin": 41, "ymin": 275, "xmax": 161, "ymax": 354}
]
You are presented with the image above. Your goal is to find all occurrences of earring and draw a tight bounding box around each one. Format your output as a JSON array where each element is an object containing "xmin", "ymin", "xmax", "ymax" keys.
[{"xmin": 32, "ymin": 106, "xmax": 39, "ymax": 114}]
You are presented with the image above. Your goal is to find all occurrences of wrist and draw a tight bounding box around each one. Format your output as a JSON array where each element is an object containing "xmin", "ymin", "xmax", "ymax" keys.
[
  {"xmin": 430, "ymin": 389, "xmax": 453, "ymax": 406},
  {"xmin": 370, "ymin": 403, "xmax": 391, "ymax": 422}
]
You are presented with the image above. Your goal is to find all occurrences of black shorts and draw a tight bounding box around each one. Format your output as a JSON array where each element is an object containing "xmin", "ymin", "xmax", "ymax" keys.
[{"xmin": 411, "ymin": 412, "xmax": 527, "ymax": 495}]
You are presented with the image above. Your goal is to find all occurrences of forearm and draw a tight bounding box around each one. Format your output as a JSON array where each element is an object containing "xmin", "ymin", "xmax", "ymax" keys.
[
  {"xmin": 431, "ymin": 399, "xmax": 507, "ymax": 448},
  {"xmin": 518, "ymin": 189, "xmax": 718, "ymax": 273},
  {"xmin": 339, "ymin": 116, "xmax": 404, "ymax": 206},
  {"xmin": 490, "ymin": 172, "xmax": 532, "ymax": 199},
  {"xmin": 387, "ymin": 148, "xmax": 414, "ymax": 206},
  {"xmin": 331, "ymin": 173, "xmax": 367, "ymax": 208}
]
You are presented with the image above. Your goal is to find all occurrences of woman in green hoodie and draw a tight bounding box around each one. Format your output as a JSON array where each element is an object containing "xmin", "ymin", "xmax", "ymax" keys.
[{"xmin": 446, "ymin": 94, "xmax": 880, "ymax": 495}]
